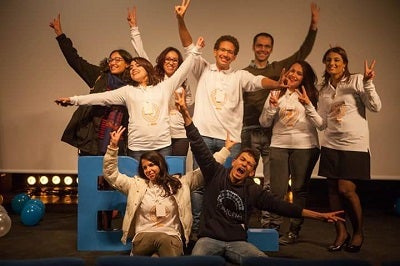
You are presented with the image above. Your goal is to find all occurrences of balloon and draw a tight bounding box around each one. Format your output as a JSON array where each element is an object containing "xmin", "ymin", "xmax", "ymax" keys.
[
  {"xmin": 20, "ymin": 203, "xmax": 42, "ymax": 226},
  {"xmin": 0, "ymin": 194, "xmax": 3, "ymax": 205},
  {"xmin": 395, "ymin": 197, "xmax": 400, "ymax": 216},
  {"xmin": 11, "ymin": 193, "xmax": 30, "ymax": 214},
  {"xmin": 27, "ymin": 199, "xmax": 45, "ymax": 218},
  {"xmin": 0, "ymin": 211, "xmax": 12, "ymax": 237}
]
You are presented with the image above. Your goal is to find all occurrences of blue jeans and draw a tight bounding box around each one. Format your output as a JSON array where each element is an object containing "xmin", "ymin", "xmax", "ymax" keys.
[
  {"xmin": 191, "ymin": 136, "xmax": 241, "ymax": 236},
  {"xmin": 192, "ymin": 237, "xmax": 266, "ymax": 264},
  {"xmin": 269, "ymin": 147, "xmax": 320, "ymax": 232},
  {"xmin": 127, "ymin": 145, "xmax": 172, "ymax": 161},
  {"xmin": 241, "ymin": 127, "xmax": 273, "ymax": 227}
]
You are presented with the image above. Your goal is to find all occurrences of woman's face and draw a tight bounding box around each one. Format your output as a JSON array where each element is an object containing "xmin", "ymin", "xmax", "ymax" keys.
[
  {"xmin": 141, "ymin": 159, "xmax": 160, "ymax": 182},
  {"xmin": 285, "ymin": 63, "xmax": 304, "ymax": 89},
  {"xmin": 108, "ymin": 52, "xmax": 129, "ymax": 74},
  {"xmin": 130, "ymin": 61, "xmax": 148, "ymax": 85},
  {"xmin": 324, "ymin": 52, "xmax": 346, "ymax": 77},
  {"xmin": 163, "ymin": 51, "xmax": 180, "ymax": 77}
]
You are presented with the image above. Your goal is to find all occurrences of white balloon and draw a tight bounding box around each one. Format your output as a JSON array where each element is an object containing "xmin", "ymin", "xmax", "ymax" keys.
[
  {"xmin": 0, "ymin": 205, "xmax": 7, "ymax": 214},
  {"xmin": 0, "ymin": 212, "xmax": 12, "ymax": 237}
]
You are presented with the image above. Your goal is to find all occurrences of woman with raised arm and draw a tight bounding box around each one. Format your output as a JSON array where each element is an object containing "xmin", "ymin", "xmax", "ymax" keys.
[
  {"xmin": 49, "ymin": 13, "xmax": 132, "ymax": 156},
  {"xmin": 317, "ymin": 47, "xmax": 381, "ymax": 253},
  {"xmin": 56, "ymin": 37, "xmax": 205, "ymax": 161},
  {"xmin": 127, "ymin": 6, "xmax": 194, "ymax": 156}
]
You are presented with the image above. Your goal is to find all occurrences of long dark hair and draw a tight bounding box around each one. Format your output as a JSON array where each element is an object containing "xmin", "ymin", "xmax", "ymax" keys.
[
  {"xmin": 296, "ymin": 61, "xmax": 319, "ymax": 108},
  {"xmin": 138, "ymin": 151, "xmax": 182, "ymax": 196},
  {"xmin": 321, "ymin": 46, "xmax": 351, "ymax": 86},
  {"xmin": 130, "ymin": 57, "xmax": 160, "ymax": 86},
  {"xmin": 154, "ymin": 47, "xmax": 184, "ymax": 80},
  {"xmin": 99, "ymin": 49, "xmax": 133, "ymax": 83}
]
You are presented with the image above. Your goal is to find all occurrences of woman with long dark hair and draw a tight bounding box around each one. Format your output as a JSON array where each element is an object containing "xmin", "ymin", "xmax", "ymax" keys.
[
  {"xmin": 102, "ymin": 124, "xmax": 232, "ymax": 256},
  {"xmin": 259, "ymin": 61, "xmax": 321, "ymax": 244},
  {"xmin": 128, "ymin": 6, "xmax": 194, "ymax": 156},
  {"xmin": 317, "ymin": 47, "xmax": 381, "ymax": 252}
]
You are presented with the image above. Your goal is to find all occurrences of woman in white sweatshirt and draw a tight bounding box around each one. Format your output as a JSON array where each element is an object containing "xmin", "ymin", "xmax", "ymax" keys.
[
  {"xmin": 317, "ymin": 47, "xmax": 381, "ymax": 253},
  {"xmin": 259, "ymin": 60, "xmax": 321, "ymax": 245},
  {"xmin": 56, "ymin": 37, "xmax": 204, "ymax": 161}
]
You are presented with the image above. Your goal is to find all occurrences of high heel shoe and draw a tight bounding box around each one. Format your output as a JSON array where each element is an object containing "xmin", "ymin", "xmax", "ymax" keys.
[
  {"xmin": 345, "ymin": 239, "xmax": 363, "ymax": 253},
  {"xmin": 327, "ymin": 234, "xmax": 350, "ymax": 252}
]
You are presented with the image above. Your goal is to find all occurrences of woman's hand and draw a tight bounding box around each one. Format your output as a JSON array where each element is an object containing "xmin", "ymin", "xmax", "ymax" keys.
[
  {"xmin": 55, "ymin": 97, "xmax": 72, "ymax": 107},
  {"xmin": 296, "ymin": 85, "xmax": 311, "ymax": 105},
  {"xmin": 110, "ymin": 126, "xmax": 126, "ymax": 148},
  {"xmin": 364, "ymin": 59, "xmax": 376, "ymax": 81},
  {"xmin": 127, "ymin": 6, "xmax": 137, "ymax": 28}
]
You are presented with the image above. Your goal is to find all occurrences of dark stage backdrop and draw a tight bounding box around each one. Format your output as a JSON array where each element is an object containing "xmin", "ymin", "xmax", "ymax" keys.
[{"xmin": 0, "ymin": 0, "xmax": 398, "ymax": 179}]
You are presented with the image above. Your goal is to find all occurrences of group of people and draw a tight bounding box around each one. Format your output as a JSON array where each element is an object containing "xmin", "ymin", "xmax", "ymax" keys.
[{"xmin": 51, "ymin": 0, "xmax": 381, "ymax": 264}]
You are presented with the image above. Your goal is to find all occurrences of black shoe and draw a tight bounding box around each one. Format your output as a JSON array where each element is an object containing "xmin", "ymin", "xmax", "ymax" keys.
[
  {"xmin": 279, "ymin": 231, "xmax": 298, "ymax": 245},
  {"xmin": 327, "ymin": 233, "xmax": 350, "ymax": 252},
  {"xmin": 345, "ymin": 239, "xmax": 363, "ymax": 253}
]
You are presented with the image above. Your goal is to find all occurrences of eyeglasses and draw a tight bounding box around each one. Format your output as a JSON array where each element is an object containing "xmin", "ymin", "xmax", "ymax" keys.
[
  {"xmin": 217, "ymin": 48, "xmax": 235, "ymax": 55},
  {"xmin": 164, "ymin": 58, "xmax": 179, "ymax": 64},
  {"xmin": 107, "ymin": 57, "xmax": 125, "ymax": 64}
]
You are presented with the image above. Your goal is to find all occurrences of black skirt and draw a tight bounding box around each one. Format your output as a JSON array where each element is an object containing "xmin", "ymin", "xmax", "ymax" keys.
[{"xmin": 318, "ymin": 146, "xmax": 370, "ymax": 180}]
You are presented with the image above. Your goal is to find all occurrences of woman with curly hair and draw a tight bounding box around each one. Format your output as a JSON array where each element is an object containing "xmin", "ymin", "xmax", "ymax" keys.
[{"xmin": 102, "ymin": 125, "xmax": 232, "ymax": 256}]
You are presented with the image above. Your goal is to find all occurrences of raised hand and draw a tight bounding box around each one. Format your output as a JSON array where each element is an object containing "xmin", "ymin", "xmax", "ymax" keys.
[
  {"xmin": 269, "ymin": 90, "xmax": 279, "ymax": 108},
  {"xmin": 127, "ymin": 6, "xmax": 137, "ymax": 28},
  {"xmin": 310, "ymin": 2, "xmax": 320, "ymax": 30},
  {"xmin": 224, "ymin": 132, "xmax": 236, "ymax": 151},
  {"xmin": 55, "ymin": 97, "xmax": 72, "ymax": 107},
  {"xmin": 109, "ymin": 126, "xmax": 126, "ymax": 148},
  {"xmin": 364, "ymin": 59, "xmax": 376, "ymax": 81},
  {"xmin": 175, "ymin": 0, "xmax": 191, "ymax": 19},
  {"xmin": 49, "ymin": 13, "xmax": 63, "ymax": 36},
  {"xmin": 296, "ymin": 85, "xmax": 311, "ymax": 105},
  {"xmin": 196, "ymin": 36, "xmax": 205, "ymax": 49}
]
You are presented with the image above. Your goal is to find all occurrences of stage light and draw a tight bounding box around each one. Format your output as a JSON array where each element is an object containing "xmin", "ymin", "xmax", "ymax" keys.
[
  {"xmin": 52, "ymin": 175, "xmax": 61, "ymax": 185},
  {"xmin": 27, "ymin": 176, "xmax": 36, "ymax": 185},
  {"xmin": 253, "ymin": 177, "xmax": 261, "ymax": 185},
  {"xmin": 39, "ymin": 175, "xmax": 49, "ymax": 185},
  {"xmin": 64, "ymin": 176, "xmax": 73, "ymax": 186},
  {"xmin": 76, "ymin": 177, "xmax": 79, "ymax": 184}
]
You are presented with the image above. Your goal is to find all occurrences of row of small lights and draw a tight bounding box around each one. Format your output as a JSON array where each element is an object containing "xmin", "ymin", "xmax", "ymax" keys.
[{"xmin": 26, "ymin": 175, "xmax": 78, "ymax": 186}]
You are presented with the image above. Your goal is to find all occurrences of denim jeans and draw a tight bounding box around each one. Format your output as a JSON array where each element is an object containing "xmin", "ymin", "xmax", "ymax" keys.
[
  {"xmin": 269, "ymin": 147, "xmax": 320, "ymax": 232},
  {"xmin": 241, "ymin": 127, "xmax": 273, "ymax": 227},
  {"xmin": 127, "ymin": 145, "xmax": 172, "ymax": 161},
  {"xmin": 191, "ymin": 136, "xmax": 241, "ymax": 235},
  {"xmin": 192, "ymin": 237, "xmax": 266, "ymax": 264}
]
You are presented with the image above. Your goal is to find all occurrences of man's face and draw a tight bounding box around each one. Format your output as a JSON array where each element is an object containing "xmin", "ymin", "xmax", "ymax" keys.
[
  {"xmin": 253, "ymin": 36, "xmax": 273, "ymax": 63},
  {"xmin": 214, "ymin": 41, "xmax": 237, "ymax": 70},
  {"xmin": 229, "ymin": 152, "xmax": 256, "ymax": 184}
]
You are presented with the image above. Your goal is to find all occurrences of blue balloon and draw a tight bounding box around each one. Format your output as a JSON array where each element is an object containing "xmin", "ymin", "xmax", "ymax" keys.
[
  {"xmin": 11, "ymin": 193, "xmax": 30, "ymax": 215},
  {"xmin": 20, "ymin": 203, "xmax": 42, "ymax": 226},
  {"xmin": 27, "ymin": 199, "xmax": 45, "ymax": 218}
]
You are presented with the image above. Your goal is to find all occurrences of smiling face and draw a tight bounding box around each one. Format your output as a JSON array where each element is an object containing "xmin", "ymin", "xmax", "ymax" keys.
[
  {"xmin": 129, "ymin": 61, "xmax": 149, "ymax": 86},
  {"xmin": 285, "ymin": 63, "xmax": 304, "ymax": 90},
  {"xmin": 214, "ymin": 41, "xmax": 237, "ymax": 70},
  {"xmin": 253, "ymin": 35, "xmax": 273, "ymax": 64},
  {"xmin": 108, "ymin": 52, "xmax": 129, "ymax": 74},
  {"xmin": 163, "ymin": 50, "xmax": 180, "ymax": 77},
  {"xmin": 229, "ymin": 151, "xmax": 257, "ymax": 184},
  {"xmin": 141, "ymin": 159, "xmax": 160, "ymax": 182},
  {"xmin": 323, "ymin": 51, "xmax": 347, "ymax": 80}
]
